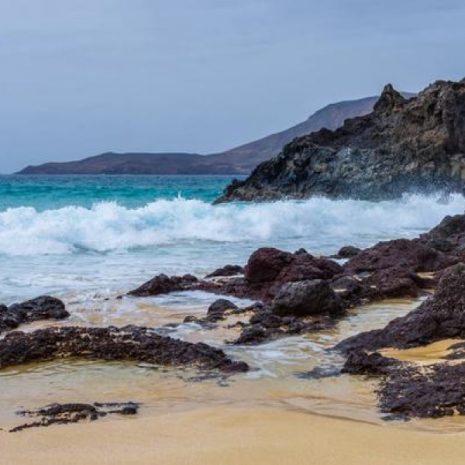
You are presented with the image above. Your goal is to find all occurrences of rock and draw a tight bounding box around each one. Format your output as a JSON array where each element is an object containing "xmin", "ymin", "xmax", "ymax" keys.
[
  {"xmin": 296, "ymin": 366, "xmax": 341, "ymax": 380},
  {"xmin": 336, "ymin": 263, "xmax": 465, "ymax": 353},
  {"xmin": 334, "ymin": 245, "xmax": 361, "ymax": 259},
  {"xmin": 216, "ymin": 79, "xmax": 465, "ymax": 203},
  {"xmin": 232, "ymin": 306, "xmax": 335, "ymax": 345},
  {"xmin": 243, "ymin": 247, "xmax": 342, "ymax": 302},
  {"xmin": 379, "ymin": 362, "xmax": 465, "ymax": 418},
  {"xmin": 360, "ymin": 266, "xmax": 423, "ymax": 299},
  {"xmin": 10, "ymin": 402, "xmax": 140, "ymax": 432},
  {"xmin": 341, "ymin": 350, "xmax": 400, "ymax": 376},
  {"xmin": 420, "ymin": 213, "xmax": 465, "ymax": 254},
  {"xmin": 272, "ymin": 280, "xmax": 344, "ymax": 317},
  {"xmin": 344, "ymin": 238, "xmax": 455, "ymax": 274},
  {"xmin": 128, "ymin": 274, "xmax": 199, "ymax": 297},
  {"xmin": 205, "ymin": 265, "xmax": 244, "ymax": 278},
  {"xmin": 206, "ymin": 299, "xmax": 238, "ymax": 322},
  {"xmin": 0, "ymin": 296, "xmax": 69, "ymax": 334},
  {"xmin": 0, "ymin": 326, "xmax": 249, "ymax": 373}
]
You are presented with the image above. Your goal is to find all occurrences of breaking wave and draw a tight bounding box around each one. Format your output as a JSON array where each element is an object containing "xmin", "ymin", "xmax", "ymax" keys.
[{"xmin": 0, "ymin": 194, "xmax": 464, "ymax": 256}]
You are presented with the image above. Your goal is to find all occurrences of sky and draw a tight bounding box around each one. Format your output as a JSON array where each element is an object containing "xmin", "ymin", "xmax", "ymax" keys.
[{"xmin": 0, "ymin": 0, "xmax": 464, "ymax": 173}]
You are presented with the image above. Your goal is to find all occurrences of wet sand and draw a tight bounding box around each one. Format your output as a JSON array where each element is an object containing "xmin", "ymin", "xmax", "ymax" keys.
[
  {"xmin": 2, "ymin": 296, "xmax": 465, "ymax": 464},
  {"xmin": 3, "ymin": 406, "xmax": 465, "ymax": 465}
]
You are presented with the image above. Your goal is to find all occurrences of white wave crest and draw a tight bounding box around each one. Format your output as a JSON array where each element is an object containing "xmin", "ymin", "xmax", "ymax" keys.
[{"xmin": 0, "ymin": 194, "xmax": 464, "ymax": 256}]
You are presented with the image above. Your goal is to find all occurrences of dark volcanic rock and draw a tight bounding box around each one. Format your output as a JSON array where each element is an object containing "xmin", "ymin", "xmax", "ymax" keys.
[
  {"xmin": 243, "ymin": 247, "xmax": 343, "ymax": 302},
  {"xmin": 232, "ymin": 305, "xmax": 335, "ymax": 345},
  {"xmin": 271, "ymin": 280, "xmax": 344, "ymax": 317},
  {"xmin": 344, "ymin": 238, "xmax": 456, "ymax": 274},
  {"xmin": 0, "ymin": 326, "xmax": 249, "ymax": 373},
  {"xmin": 216, "ymin": 79, "xmax": 465, "ymax": 203},
  {"xmin": 379, "ymin": 362, "xmax": 465, "ymax": 418},
  {"xmin": 0, "ymin": 296, "xmax": 69, "ymax": 334},
  {"xmin": 206, "ymin": 299, "xmax": 238, "ymax": 322},
  {"xmin": 206, "ymin": 265, "xmax": 244, "ymax": 278},
  {"xmin": 10, "ymin": 402, "xmax": 139, "ymax": 432},
  {"xmin": 333, "ymin": 246, "xmax": 361, "ymax": 259},
  {"xmin": 420, "ymin": 213, "xmax": 465, "ymax": 254},
  {"xmin": 336, "ymin": 263, "xmax": 465, "ymax": 353},
  {"xmin": 128, "ymin": 274, "xmax": 199, "ymax": 297},
  {"xmin": 341, "ymin": 350, "xmax": 401, "ymax": 376}
]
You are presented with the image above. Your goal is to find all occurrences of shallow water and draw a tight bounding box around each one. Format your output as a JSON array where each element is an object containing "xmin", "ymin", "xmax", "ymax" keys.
[{"xmin": 1, "ymin": 175, "xmax": 465, "ymax": 442}]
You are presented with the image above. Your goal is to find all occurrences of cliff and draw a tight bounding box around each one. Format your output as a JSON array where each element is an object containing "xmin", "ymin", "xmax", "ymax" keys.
[{"xmin": 216, "ymin": 79, "xmax": 465, "ymax": 203}]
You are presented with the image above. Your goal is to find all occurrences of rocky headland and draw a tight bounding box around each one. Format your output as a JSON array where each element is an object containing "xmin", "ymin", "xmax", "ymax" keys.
[{"xmin": 216, "ymin": 78, "xmax": 465, "ymax": 203}]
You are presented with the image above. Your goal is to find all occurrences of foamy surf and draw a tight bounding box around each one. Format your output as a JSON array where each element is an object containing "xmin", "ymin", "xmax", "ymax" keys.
[{"xmin": 0, "ymin": 194, "xmax": 463, "ymax": 256}]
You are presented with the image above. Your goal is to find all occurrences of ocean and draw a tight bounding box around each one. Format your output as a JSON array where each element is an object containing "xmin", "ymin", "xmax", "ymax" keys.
[{"xmin": 1, "ymin": 174, "xmax": 465, "ymax": 303}]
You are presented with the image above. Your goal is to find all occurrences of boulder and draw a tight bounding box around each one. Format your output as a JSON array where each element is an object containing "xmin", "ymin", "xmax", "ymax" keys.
[
  {"xmin": 344, "ymin": 238, "xmax": 455, "ymax": 274},
  {"xmin": 0, "ymin": 296, "xmax": 69, "ymax": 334},
  {"xmin": 128, "ymin": 274, "xmax": 198, "ymax": 297},
  {"xmin": 272, "ymin": 280, "xmax": 344, "ymax": 317},
  {"xmin": 206, "ymin": 299, "xmax": 238, "ymax": 322}
]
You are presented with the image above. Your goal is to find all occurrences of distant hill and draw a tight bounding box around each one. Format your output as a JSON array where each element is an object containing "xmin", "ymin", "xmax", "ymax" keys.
[{"xmin": 18, "ymin": 94, "xmax": 407, "ymax": 175}]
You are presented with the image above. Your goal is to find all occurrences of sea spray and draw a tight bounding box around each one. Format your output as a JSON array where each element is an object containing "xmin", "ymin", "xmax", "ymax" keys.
[{"xmin": 0, "ymin": 194, "xmax": 464, "ymax": 256}]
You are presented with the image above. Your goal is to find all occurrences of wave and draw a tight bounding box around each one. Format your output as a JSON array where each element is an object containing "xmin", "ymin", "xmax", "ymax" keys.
[{"xmin": 0, "ymin": 194, "xmax": 464, "ymax": 256}]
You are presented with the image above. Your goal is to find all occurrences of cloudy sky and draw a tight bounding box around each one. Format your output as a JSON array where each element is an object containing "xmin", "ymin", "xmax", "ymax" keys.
[{"xmin": 1, "ymin": 0, "xmax": 464, "ymax": 173}]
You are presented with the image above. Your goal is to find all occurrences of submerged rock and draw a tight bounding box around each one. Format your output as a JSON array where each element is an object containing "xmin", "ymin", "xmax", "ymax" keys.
[
  {"xmin": 216, "ymin": 79, "xmax": 465, "ymax": 203},
  {"xmin": 0, "ymin": 296, "xmax": 69, "ymax": 334},
  {"xmin": 0, "ymin": 326, "xmax": 249, "ymax": 373},
  {"xmin": 10, "ymin": 402, "xmax": 139, "ymax": 432}
]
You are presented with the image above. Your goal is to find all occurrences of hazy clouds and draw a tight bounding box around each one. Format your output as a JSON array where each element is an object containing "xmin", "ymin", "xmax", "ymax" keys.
[{"xmin": 0, "ymin": 0, "xmax": 464, "ymax": 172}]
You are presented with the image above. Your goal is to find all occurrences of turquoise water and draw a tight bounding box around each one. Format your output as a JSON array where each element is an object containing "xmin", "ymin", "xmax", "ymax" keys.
[
  {"xmin": 0, "ymin": 175, "xmax": 464, "ymax": 304},
  {"xmin": 0, "ymin": 175, "xmax": 236, "ymax": 211}
]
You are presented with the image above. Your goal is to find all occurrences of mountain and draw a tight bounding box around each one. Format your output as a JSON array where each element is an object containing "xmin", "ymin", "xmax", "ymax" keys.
[
  {"xmin": 215, "ymin": 79, "xmax": 465, "ymax": 203},
  {"xmin": 18, "ymin": 96, "xmax": 384, "ymax": 175}
]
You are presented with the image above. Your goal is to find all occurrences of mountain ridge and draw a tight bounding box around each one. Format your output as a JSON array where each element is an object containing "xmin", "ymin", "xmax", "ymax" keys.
[{"xmin": 17, "ymin": 95, "xmax": 391, "ymax": 175}]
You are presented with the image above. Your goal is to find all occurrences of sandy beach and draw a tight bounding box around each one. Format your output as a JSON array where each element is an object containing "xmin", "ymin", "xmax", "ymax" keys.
[{"xmin": 3, "ymin": 405, "xmax": 465, "ymax": 465}]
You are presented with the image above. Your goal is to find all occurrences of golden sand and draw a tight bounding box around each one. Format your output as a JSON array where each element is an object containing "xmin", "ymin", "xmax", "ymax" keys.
[
  {"xmin": 2, "ymin": 406, "xmax": 465, "ymax": 465},
  {"xmin": 382, "ymin": 339, "xmax": 464, "ymax": 364}
]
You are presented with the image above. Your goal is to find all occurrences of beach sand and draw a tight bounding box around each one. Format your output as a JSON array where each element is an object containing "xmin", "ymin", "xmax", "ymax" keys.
[{"xmin": 2, "ymin": 405, "xmax": 465, "ymax": 465}]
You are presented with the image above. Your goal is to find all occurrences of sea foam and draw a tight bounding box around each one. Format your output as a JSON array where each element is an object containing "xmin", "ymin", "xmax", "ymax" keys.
[{"xmin": 0, "ymin": 194, "xmax": 464, "ymax": 256}]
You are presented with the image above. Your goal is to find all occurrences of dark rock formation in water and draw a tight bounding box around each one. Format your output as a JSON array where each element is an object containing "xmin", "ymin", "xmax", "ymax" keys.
[
  {"xmin": 0, "ymin": 296, "xmax": 69, "ymax": 334},
  {"xmin": 271, "ymin": 280, "xmax": 344, "ymax": 317},
  {"xmin": 205, "ymin": 265, "xmax": 244, "ymax": 278},
  {"xmin": 128, "ymin": 274, "xmax": 199, "ymax": 297},
  {"xmin": 336, "ymin": 263, "xmax": 465, "ymax": 353},
  {"xmin": 336, "ymin": 261, "xmax": 465, "ymax": 419},
  {"xmin": 10, "ymin": 402, "xmax": 139, "ymax": 432},
  {"xmin": 0, "ymin": 326, "xmax": 249, "ymax": 373},
  {"xmin": 216, "ymin": 79, "xmax": 465, "ymax": 203}
]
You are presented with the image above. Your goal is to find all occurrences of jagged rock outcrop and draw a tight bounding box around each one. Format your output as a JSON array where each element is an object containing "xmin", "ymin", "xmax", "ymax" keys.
[
  {"xmin": 336, "ymin": 263, "xmax": 465, "ymax": 353},
  {"xmin": 216, "ymin": 79, "xmax": 465, "ymax": 203}
]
